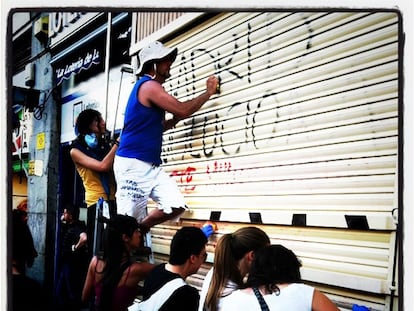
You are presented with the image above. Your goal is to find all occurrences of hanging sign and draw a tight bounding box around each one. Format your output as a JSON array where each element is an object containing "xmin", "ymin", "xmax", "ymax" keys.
[{"xmin": 55, "ymin": 48, "xmax": 101, "ymax": 85}]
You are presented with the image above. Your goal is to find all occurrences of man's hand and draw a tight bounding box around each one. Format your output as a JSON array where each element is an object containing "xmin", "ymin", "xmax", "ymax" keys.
[
  {"xmin": 206, "ymin": 76, "xmax": 220, "ymax": 96},
  {"xmin": 201, "ymin": 221, "xmax": 217, "ymax": 238},
  {"xmin": 201, "ymin": 224, "xmax": 214, "ymax": 238}
]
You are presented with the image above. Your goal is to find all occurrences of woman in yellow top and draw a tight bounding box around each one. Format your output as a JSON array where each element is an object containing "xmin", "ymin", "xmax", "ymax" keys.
[{"xmin": 70, "ymin": 109, "xmax": 119, "ymax": 258}]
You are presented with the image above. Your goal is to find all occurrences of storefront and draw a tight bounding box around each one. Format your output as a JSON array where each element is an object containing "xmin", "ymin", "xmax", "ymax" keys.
[
  {"xmin": 44, "ymin": 11, "xmax": 131, "ymax": 286},
  {"xmin": 49, "ymin": 12, "xmax": 132, "ymax": 210}
]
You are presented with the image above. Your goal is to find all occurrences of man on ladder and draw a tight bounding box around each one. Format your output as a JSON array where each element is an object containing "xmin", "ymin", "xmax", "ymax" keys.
[{"xmin": 113, "ymin": 41, "xmax": 219, "ymax": 259}]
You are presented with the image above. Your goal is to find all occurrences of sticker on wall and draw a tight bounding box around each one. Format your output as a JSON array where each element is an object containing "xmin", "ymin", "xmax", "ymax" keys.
[
  {"xmin": 34, "ymin": 160, "xmax": 43, "ymax": 176},
  {"xmin": 28, "ymin": 160, "xmax": 35, "ymax": 176},
  {"xmin": 36, "ymin": 132, "xmax": 45, "ymax": 150},
  {"xmin": 28, "ymin": 159, "xmax": 43, "ymax": 176}
]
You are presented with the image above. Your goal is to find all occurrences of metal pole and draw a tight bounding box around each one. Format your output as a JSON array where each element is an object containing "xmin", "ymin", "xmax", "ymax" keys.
[
  {"xmin": 389, "ymin": 208, "xmax": 399, "ymax": 311},
  {"xmin": 103, "ymin": 12, "xmax": 112, "ymax": 125},
  {"xmin": 111, "ymin": 64, "xmax": 133, "ymax": 139}
]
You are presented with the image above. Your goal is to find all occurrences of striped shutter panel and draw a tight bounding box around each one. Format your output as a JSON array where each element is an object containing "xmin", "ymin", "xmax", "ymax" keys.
[
  {"xmin": 132, "ymin": 12, "xmax": 184, "ymax": 42},
  {"xmin": 136, "ymin": 11, "xmax": 400, "ymax": 310},
  {"xmin": 159, "ymin": 11, "xmax": 399, "ymax": 231}
]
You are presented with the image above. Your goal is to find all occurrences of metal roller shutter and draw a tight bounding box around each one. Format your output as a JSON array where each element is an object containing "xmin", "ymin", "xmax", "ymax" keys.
[
  {"xmin": 158, "ymin": 11, "xmax": 399, "ymax": 230},
  {"xmin": 133, "ymin": 10, "xmax": 400, "ymax": 310}
]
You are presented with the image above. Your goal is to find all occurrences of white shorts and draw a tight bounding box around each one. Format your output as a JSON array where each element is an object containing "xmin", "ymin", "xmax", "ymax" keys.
[{"xmin": 113, "ymin": 155, "xmax": 187, "ymax": 222}]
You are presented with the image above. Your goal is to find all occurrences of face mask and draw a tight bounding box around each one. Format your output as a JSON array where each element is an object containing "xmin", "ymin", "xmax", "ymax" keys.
[{"xmin": 84, "ymin": 133, "xmax": 98, "ymax": 148}]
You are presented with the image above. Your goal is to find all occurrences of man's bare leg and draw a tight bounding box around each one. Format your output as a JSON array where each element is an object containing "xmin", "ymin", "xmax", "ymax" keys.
[{"xmin": 140, "ymin": 207, "xmax": 185, "ymax": 232}]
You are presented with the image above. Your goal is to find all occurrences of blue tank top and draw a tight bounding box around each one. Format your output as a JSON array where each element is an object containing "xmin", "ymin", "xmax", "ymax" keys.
[{"xmin": 117, "ymin": 76, "xmax": 164, "ymax": 165}]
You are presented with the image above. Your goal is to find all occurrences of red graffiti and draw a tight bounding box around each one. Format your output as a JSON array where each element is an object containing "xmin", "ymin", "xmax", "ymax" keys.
[
  {"xmin": 206, "ymin": 161, "xmax": 232, "ymax": 176},
  {"xmin": 171, "ymin": 166, "xmax": 197, "ymax": 193}
]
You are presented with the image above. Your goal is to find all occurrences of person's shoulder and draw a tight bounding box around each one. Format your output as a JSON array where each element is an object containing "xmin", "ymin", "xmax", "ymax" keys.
[
  {"xmin": 205, "ymin": 267, "xmax": 213, "ymax": 277},
  {"xmin": 206, "ymin": 268, "xmax": 215, "ymax": 279},
  {"xmin": 284, "ymin": 283, "xmax": 315, "ymax": 302},
  {"xmin": 219, "ymin": 289, "xmax": 249, "ymax": 310},
  {"xmin": 171, "ymin": 283, "xmax": 199, "ymax": 301},
  {"xmin": 181, "ymin": 283, "xmax": 198, "ymax": 294},
  {"xmin": 144, "ymin": 263, "xmax": 169, "ymax": 284},
  {"xmin": 69, "ymin": 141, "xmax": 87, "ymax": 157},
  {"xmin": 70, "ymin": 138, "xmax": 82, "ymax": 149},
  {"xmin": 222, "ymin": 288, "xmax": 246, "ymax": 300},
  {"xmin": 131, "ymin": 260, "xmax": 154, "ymax": 269},
  {"xmin": 140, "ymin": 78, "xmax": 164, "ymax": 92},
  {"xmin": 164, "ymin": 284, "xmax": 199, "ymax": 309},
  {"xmin": 288, "ymin": 282, "xmax": 314, "ymax": 292},
  {"xmin": 149, "ymin": 263, "xmax": 165, "ymax": 274},
  {"xmin": 157, "ymin": 262, "xmax": 172, "ymax": 273},
  {"xmin": 160, "ymin": 291, "xmax": 198, "ymax": 311},
  {"xmin": 130, "ymin": 261, "xmax": 155, "ymax": 279}
]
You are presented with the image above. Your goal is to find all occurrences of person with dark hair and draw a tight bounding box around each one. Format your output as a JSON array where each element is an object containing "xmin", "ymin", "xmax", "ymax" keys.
[
  {"xmin": 220, "ymin": 245, "xmax": 340, "ymax": 311},
  {"xmin": 55, "ymin": 203, "xmax": 88, "ymax": 310},
  {"xmin": 70, "ymin": 108, "xmax": 118, "ymax": 258},
  {"xmin": 129, "ymin": 226, "xmax": 208, "ymax": 311},
  {"xmin": 82, "ymin": 214, "xmax": 154, "ymax": 311},
  {"xmin": 113, "ymin": 41, "xmax": 219, "ymax": 233},
  {"xmin": 11, "ymin": 209, "xmax": 38, "ymax": 274},
  {"xmin": 15, "ymin": 199, "xmax": 28, "ymax": 223},
  {"xmin": 12, "ymin": 208, "xmax": 48, "ymax": 311},
  {"xmin": 200, "ymin": 226, "xmax": 270, "ymax": 311}
]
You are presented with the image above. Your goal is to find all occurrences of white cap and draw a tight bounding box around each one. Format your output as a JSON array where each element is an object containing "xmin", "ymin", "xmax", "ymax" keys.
[{"xmin": 136, "ymin": 41, "xmax": 178, "ymax": 75}]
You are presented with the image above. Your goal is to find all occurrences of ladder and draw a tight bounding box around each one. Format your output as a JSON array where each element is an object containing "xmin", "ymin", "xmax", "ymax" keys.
[{"xmin": 92, "ymin": 198, "xmax": 154, "ymax": 263}]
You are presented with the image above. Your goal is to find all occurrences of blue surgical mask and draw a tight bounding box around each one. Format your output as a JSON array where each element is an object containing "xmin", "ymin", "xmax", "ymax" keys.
[{"xmin": 84, "ymin": 133, "xmax": 98, "ymax": 148}]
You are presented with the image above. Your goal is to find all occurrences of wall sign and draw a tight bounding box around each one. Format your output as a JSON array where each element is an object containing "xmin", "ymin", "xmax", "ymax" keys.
[
  {"xmin": 55, "ymin": 48, "xmax": 101, "ymax": 85},
  {"xmin": 48, "ymin": 12, "xmax": 100, "ymax": 46},
  {"xmin": 49, "ymin": 12, "xmax": 83, "ymax": 38}
]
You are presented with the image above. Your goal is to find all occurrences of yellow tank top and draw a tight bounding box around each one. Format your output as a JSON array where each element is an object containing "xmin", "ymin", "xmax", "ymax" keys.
[{"xmin": 76, "ymin": 165, "xmax": 116, "ymax": 207}]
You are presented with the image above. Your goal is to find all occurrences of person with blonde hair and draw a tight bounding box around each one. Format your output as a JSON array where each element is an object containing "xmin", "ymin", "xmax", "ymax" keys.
[
  {"xmin": 220, "ymin": 244, "xmax": 340, "ymax": 311},
  {"xmin": 199, "ymin": 226, "xmax": 270, "ymax": 311}
]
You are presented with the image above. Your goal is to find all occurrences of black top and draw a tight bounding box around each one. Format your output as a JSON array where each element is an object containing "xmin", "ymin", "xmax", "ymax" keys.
[
  {"xmin": 60, "ymin": 220, "xmax": 87, "ymax": 263},
  {"xmin": 142, "ymin": 263, "xmax": 200, "ymax": 311}
]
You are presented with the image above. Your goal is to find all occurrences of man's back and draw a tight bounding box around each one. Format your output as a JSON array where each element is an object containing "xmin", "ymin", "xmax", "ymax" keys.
[{"xmin": 142, "ymin": 263, "xmax": 200, "ymax": 311}]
